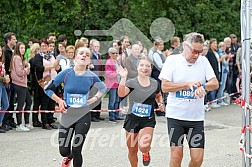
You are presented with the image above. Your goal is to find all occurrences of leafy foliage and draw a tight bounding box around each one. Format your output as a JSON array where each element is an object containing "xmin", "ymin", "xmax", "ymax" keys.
[{"xmin": 0, "ymin": 0, "xmax": 241, "ymax": 46}]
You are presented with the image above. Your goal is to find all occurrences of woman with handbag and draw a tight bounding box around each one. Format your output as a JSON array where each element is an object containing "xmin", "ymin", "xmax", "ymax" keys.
[
  {"xmin": 28, "ymin": 43, "xmax": 42, "ymax": 127},
  {"xmin": 33, "ymin": 39, "xmax": 58, "ymax": 130},
  {"xmin": 10, "ymin": 42, "xmax": 33, "ymax": 132}
]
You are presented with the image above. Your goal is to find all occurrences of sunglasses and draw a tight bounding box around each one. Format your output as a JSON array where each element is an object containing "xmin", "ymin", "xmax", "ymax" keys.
[
  {"xmin": 111, "ymin": 52, "xmax": 118, "ymax": 55},
  {"xmin": 186, "ymin": 43, "xmax": 203, "ymax": 55}
]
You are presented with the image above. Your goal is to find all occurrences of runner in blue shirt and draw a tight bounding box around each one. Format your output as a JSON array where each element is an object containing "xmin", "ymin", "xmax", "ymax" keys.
[{"xmin": 45, "ymin": 47, "xmax": 106, "ymax": 167}]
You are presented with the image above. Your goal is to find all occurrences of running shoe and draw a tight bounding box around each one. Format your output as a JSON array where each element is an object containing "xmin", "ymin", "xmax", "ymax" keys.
[
  {"xmin": 61, "ymin": 157, "xmax": 72, "ymax": 167},
  {"xmin": 25, "ymin": 124, "xmax": 34, "ymax": 130},
  {"xmin": 16, "ymin": 124, "xmax": 30, "ymax": 132},
  {"xmin": 142, "ymin": 152, "xmax": 151, "ymax": 166},
  {"xmin": 109, "ymin": 119, "xmax": 118, "ymax": 124},
  {"xmin": 219, "ymin": 102, "xmax": 229, "ymax": 106}
]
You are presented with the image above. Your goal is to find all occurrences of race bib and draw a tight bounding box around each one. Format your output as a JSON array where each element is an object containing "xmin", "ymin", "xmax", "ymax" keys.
[
  {"xmin": 66, "ymin": 93, "xmax": 87, "ymax": 108},
  {"xmin": 132, "ymin": 102, "xmax": 152, "ymax": 117},
  {"xmin": 176, "ymin": 89, "xmax": 195, "ymax": 101}
]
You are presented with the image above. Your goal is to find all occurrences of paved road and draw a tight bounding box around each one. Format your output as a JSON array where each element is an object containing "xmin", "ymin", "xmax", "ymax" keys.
[{"xmin": 0, "ymin": 100, "xmax": 244, "ymax": 167}]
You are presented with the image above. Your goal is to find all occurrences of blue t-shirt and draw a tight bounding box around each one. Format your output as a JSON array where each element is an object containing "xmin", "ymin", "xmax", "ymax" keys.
[
  {"xmin": 45, "ymin": 68, "xmax": 107, "ymax": 127},
  {"xmin": 45, "ymin": 68, "xmax": 106, "ymax": 105}
]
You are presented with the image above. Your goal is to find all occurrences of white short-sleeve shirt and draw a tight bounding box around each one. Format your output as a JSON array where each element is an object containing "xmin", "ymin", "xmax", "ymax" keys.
[
  {"xmin": 59, "ymin": 57, "xmax": 70, "ymax": 71},
  {"xmin": 159, "ymin": 54, "xmax": 216, "ymax": 121}
]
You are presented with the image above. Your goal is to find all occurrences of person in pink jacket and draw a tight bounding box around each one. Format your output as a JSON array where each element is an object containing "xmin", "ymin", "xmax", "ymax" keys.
[
  {"xmin": 105, "ymin": 47, "xmax": 123, "ymax": 123},
  {"xmin": 10, "ymin": 42, "xmax": 33, "ymax": 132}
]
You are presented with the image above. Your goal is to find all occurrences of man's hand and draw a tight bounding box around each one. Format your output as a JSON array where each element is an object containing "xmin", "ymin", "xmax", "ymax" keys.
[
  {"xmin": 187, "ymin": 81, "xmax": 201, "ymax": 90},
  {"xmin": 194, "ymin": 86, "xmax": 206, "ymax": 99}
]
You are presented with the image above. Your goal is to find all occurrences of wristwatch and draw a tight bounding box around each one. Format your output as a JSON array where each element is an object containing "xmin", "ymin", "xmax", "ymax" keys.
[{"xmin": 202, "ymin": 83, "xmax": 206, "ymax": 89}]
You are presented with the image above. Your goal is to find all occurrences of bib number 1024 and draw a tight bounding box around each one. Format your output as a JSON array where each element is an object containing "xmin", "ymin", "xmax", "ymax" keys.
[
  {"xmin": 135, "ymin": 106, "xmax": 149, "ymax": 114},
  {"xmin": 132, "ymin": 102, "xmax": 152, "ymax": 117}
]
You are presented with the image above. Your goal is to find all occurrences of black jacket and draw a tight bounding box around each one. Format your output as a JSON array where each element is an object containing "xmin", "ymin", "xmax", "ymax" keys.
[
  {"xmin": 3, "ymin": 45, "xmax": 13, "ymax": 76},
  {"xmin": 33, "ymin": 53, "xmax": 45, "ymax": 96},
  {"xmin": 29, "ymin": 57, "xmax": 37, "ymax": 91},
  {"xmin": 33, "ymin": 54, "xmax": 45, "ymax": 80},
  {"xmin": 231, "ymin": 43, "xmax": 239, "ymax": 55},
  {"xmin": 206, "ymin": 49, "xmax": 222, "ymax": 81}
]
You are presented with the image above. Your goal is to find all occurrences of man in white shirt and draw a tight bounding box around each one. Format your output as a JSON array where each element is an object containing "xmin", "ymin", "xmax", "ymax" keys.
[{"xmin": 159, "ymin": 32, "xmax": 219, "ymax": 167}]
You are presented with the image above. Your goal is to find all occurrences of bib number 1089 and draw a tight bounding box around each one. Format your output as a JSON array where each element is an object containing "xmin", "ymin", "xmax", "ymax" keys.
[
  {"xmin": 175, "ymin": 90, "xmax": 195, "ymax": 100},
  {"xmin": 178, "ymin": 90, "xmax": 194, "ymax": 97}
]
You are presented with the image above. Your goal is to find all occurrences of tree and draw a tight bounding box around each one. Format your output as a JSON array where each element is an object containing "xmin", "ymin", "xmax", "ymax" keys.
[{"xmin": 0, "ymin": 0, "xmax": 241, "ymax": 46}]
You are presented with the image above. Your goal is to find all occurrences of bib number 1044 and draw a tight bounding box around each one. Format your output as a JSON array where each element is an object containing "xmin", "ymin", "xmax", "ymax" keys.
[
  {"xmin": 69, "ymin": 97, "xmax": 84, "ymax": 104},
  {"xmin": 66, "ymin": 93, "xmax": 87, "ymax": 108}
]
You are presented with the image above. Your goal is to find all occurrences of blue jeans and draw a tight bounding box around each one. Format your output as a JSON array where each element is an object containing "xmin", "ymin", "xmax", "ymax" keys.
[
  {"xmin": 208, "ymin": 89, "xmax": 217, "ymax": 102},
  {"xmin": 3, "ymin": 83, "xmax": 16, "ymax": 125},
  {"xmin": 217, "ymin": 71, "xmax": 228, "ymax": 103},
  {"xmin": 108, "ymin": 88, "xmax": 120, "ymax": 120},
  {"xmin": 0, "ymin": 83, "xmax": 9, "ymax": 124}
]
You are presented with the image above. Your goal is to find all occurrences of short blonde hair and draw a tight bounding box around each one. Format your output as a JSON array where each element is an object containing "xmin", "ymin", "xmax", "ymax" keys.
[
  {"xmin": 66, "ymin": 45, "xmax": 75, "ymax": 53},
  {"xmin": 89, "ymin": 39, "xmax": 98, "ymax": 46},
  {"xmin": 218, "ymin": 42, "xmax": 225, "ymax": 48},
  {"xmin": 29, "ymin": 43, "xmax": 40, "ymax": 59},
  {"xmin": 224, "ymin": 37, "xmax": 231, "ymax": 43}
]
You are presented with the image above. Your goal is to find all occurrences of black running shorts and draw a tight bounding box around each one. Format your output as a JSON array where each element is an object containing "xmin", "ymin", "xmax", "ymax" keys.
[
  {"xmin": 167, "ymin": 118, "xmax": 205, "ymax": 148},
  {"xmin": 123, "ymin": 114, "xmax": 156, "ymax": 133}
]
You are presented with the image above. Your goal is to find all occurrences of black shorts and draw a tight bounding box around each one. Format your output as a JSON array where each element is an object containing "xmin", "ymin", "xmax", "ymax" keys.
[
  {"xmin": 167, "ymin": 118, "xmax": 205, "ymax": 148},
  {"xmin": 123, "ymin": 114, "xmax": 156, "ymax": 133}
]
